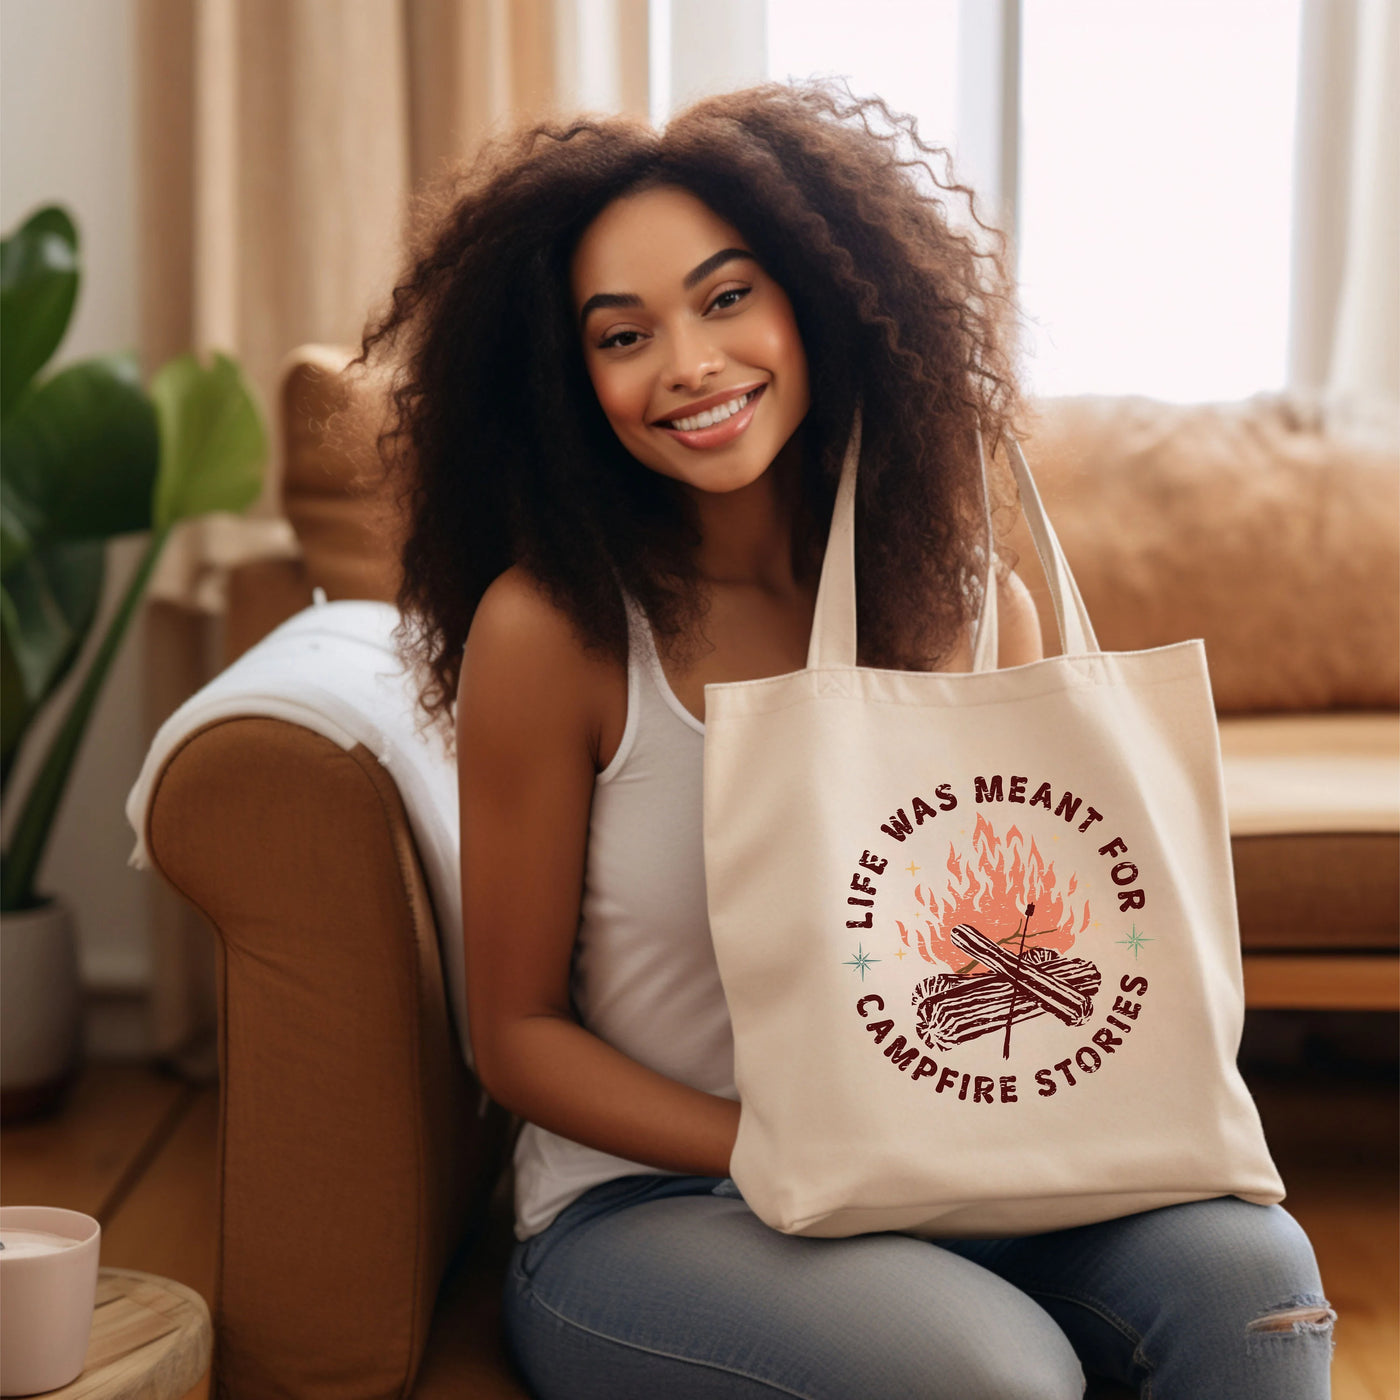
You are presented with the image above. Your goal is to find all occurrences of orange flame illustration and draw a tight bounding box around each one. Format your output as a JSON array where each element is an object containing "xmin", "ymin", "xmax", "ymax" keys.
[{"xmin": 894, "ymin": 811, "xmax": 1090, "ymax": 972}]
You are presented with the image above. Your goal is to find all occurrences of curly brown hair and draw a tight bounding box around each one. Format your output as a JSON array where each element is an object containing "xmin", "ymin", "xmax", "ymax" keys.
[{"xmin": 345, "ymin": 79, "xmax": 1031, "ymax": 751}]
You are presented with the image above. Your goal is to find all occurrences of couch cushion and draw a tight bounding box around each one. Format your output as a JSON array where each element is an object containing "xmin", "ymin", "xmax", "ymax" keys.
[
  {"xmin": 1219, "ymin": 712, "xmax": 1399, "ymax": 950},
  {"xmin": 1235, "ymin": 833, "xmax": 1398, "ymax": 950},
  {"xmin": 1219, "ymin": 712, "xmax": 1399, "ymax": 835},
  {"xmin": 1010, "ymin": 394, "xmax": 1400, "ymax": 713}
]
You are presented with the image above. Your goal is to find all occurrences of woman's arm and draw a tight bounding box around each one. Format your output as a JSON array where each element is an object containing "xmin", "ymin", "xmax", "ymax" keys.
[{"xmin": 457, "ymin": 566, "xmax": 739, "ymax": 1179}]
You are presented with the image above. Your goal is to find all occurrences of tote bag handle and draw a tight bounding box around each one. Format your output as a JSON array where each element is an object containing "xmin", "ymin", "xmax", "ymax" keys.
[{"xmin": 806, "ymin": 405, "xmax": 1101, "ymax": 670}]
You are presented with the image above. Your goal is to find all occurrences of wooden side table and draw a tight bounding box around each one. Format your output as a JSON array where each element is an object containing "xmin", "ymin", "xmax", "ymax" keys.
[{"xmin": 43, "ymin": 1268, "xmax": 211, "ymax": 1400}]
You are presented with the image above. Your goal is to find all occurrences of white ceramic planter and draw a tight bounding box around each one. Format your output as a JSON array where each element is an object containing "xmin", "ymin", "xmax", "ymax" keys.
[{"xmin": 1, "ymin": 897, "xmax": 82, "ymax": 1119}]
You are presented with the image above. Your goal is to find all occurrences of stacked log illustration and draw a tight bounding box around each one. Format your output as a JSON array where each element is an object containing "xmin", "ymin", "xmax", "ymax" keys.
[{"xmin": 913, "ymin": 923, "xmax": 1101, "ymax": 1053}]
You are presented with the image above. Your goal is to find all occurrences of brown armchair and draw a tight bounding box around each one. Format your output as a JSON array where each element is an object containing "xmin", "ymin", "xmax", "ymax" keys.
[
  {"xmin": 146, "ymin": 345, "xmax": 528, "ymax": 1398},
  {"xmin": 137, "ymin": 345, "xmax": 1397, "ymax": 1399}
]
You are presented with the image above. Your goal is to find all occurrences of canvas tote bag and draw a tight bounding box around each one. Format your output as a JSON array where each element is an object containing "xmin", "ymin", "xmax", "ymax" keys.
[{"xmin": 700, "ymin": 407, "xmax": 1286, "ymax": 1239}]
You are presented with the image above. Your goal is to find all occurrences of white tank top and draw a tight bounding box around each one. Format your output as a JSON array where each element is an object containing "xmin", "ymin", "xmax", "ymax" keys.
[{"xmin": 511, "ymin": 587, "xmax": 737, "ymax": 1241}]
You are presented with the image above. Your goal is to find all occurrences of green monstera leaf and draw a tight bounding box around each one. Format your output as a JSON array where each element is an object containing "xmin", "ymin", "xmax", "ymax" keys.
[
  {"xmin": 1, "ymin": 206, "xmax": 79, "ymax": 419},
  {"xmin": 1, "ymin": 352, "xmax": 159, "ymax": 548},
  {"xmin": 0, "ymin": 339, "xmax": 268, "ymax": 909},
  {"xmin": 152, "ymin": 351, "xmax": 267, "ymax": 528},
  {"xmin": 0, "ymin": 349, "xmax": 158, "ymax": 794},
  {"xmin": 0, "ymin": 203, "xmax": 270, "ymax": 909}
]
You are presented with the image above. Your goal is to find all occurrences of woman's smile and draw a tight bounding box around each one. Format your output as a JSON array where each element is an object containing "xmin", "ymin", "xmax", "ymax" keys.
[{"xmin": 653, "ymin": 384, "xmax": 766, "ymax": 447}]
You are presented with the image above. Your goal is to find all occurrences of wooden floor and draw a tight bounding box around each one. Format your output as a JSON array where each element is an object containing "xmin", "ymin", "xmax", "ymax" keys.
[{"xmin": 2, "ymin": 1057, "xmax": 1396, "ymax": 1399}]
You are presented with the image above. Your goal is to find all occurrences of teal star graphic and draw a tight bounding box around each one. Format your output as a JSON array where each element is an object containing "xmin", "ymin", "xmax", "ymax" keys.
[
  {"xmin": 1117, "ymin": 924, "xmax": 1153, "ymax": 958},
  {"xmin": 845, "ymin": 945, "xmax": 880, "ymax": 980}
]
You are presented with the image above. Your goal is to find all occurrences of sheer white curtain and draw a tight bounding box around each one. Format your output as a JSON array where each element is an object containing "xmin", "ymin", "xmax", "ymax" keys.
[{"xmin": 1288, "ymin": 0, "xmax": 1400, "ymax": 450}]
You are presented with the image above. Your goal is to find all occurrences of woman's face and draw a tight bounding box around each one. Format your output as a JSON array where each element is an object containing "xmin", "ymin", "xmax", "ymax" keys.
[{"xmin": 570, "ymin": 184, "xmax": 810, "ymax": 494}]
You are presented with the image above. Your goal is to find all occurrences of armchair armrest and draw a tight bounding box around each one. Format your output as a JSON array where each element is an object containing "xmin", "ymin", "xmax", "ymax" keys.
[{"xmin": 145, "ymin": 715, "xmax": 509, "ymax": 1399}]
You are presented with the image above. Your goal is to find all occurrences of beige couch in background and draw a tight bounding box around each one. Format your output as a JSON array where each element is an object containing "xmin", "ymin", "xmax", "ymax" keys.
[{"xmin": 138, "ymin": 344, "xmax": 1398, "ymax": 1398}]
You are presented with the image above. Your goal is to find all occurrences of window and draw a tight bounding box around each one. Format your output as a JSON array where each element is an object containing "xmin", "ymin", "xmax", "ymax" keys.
[
  {"xmin": 763, "ymin": 0, "xmax": 1302, "ymax": 401},
  {"xmin": 1018, "ymin": 0, "xmax": 1301, "ymax": 400}
]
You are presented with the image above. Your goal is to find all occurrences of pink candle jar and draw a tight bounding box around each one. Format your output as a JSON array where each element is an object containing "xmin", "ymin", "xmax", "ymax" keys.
[{"xmin": 0, "ymin": 1206, "xmax": 101, "ymax": 1395}]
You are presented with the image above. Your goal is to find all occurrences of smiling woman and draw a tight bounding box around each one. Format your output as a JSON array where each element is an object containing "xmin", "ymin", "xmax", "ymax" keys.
[{"xmin": 337, "ymin": 78, "xmax": 1333, "ymax": 1400}]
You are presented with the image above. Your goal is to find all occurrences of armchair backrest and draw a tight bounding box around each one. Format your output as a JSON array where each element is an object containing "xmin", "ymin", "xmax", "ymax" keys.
[{"xmin": 225, "ymin": 344, "xmax": 404, "ymax": 664}]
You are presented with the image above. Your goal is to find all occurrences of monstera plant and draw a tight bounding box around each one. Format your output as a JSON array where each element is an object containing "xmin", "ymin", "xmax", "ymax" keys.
[{"xmin": 1, "ymin": 202, "xmax": 267, "ymax": 1115}]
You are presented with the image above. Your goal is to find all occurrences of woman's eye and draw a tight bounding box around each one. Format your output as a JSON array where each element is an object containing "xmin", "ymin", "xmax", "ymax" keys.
[
  {"xmin": 708, "ymin": 287, "xmax": 750, "ymax": 313},
  {"xmin": 599, "ymin": 329, "xmax": 644, "ymax": 350}
]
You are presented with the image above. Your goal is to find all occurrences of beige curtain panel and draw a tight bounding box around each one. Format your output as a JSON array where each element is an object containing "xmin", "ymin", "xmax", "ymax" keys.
[{"xmin": 134, "ymin": 0, "xmax": 648, "ymax": 1075}]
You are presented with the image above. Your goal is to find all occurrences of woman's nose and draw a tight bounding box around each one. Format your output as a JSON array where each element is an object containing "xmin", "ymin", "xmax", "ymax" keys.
[{"xmin": 664, "ymin": 321, "xmax": 725, "ymax": 391}]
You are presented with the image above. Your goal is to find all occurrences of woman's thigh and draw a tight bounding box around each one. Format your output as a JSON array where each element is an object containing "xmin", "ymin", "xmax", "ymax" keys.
[
  {"xmin": 503, "ymin": 1175, "xmax": 1086, "ymax": 1400},
  {"xmin": 935, "ymin": 1195, "xmax": 1336, "ymax": 1400}
]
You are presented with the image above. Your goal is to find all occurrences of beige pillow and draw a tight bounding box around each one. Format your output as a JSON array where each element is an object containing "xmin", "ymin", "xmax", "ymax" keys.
[{"xmin": 1003, "ymin": 394, "xmax": 1400, "ymax": 713}]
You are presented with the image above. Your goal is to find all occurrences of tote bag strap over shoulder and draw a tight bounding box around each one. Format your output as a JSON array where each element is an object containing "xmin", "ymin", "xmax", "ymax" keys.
[
  {"xmin": 968, "ymin": 428, "xmax": 999, "ymax": 673},
  {"xmin": 805, "ymin": 405, "xmax": 1101, "ymax": 671}
]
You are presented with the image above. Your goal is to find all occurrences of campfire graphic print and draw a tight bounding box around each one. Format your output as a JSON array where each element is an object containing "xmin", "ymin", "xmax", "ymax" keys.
[{"xmin": 898, "ymin": 813, "xmax": 1101, "ymax": 1059}]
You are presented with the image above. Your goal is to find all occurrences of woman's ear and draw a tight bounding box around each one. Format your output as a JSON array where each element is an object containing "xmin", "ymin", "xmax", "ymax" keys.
[{"xmin": 996, "ymin": 565, "xmax": 1045, "ymax": 668}]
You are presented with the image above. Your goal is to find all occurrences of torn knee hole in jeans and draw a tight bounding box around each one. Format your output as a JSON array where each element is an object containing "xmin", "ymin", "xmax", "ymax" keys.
[{"xmin": 1245, "ymin": 1294, "xmax": 1338, "ymax": 1334}]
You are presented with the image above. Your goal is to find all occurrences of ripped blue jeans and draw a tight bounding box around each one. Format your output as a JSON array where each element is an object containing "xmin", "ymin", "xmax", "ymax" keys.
[{"xmin": 502, "ymin": 1174, "xmax": 1335, "ymax": 1399}]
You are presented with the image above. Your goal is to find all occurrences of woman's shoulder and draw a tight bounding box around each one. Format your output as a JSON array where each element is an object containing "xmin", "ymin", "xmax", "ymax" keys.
[
  {"xmin": 995, "ymin": 562, "xmax": 1045, "ymax": 667},
  {"xmin": 470, "ymin": 563, "xmax": 580, "ymax": 653},
  {"xmin": 459, "ymin": 564, "xmax": 621, "ymax": 771}
]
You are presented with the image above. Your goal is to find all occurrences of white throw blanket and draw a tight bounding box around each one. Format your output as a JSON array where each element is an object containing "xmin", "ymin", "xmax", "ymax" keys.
[{"xmin": 125, "ymin": 594, "xmax": 474, "ymax": 1073}]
